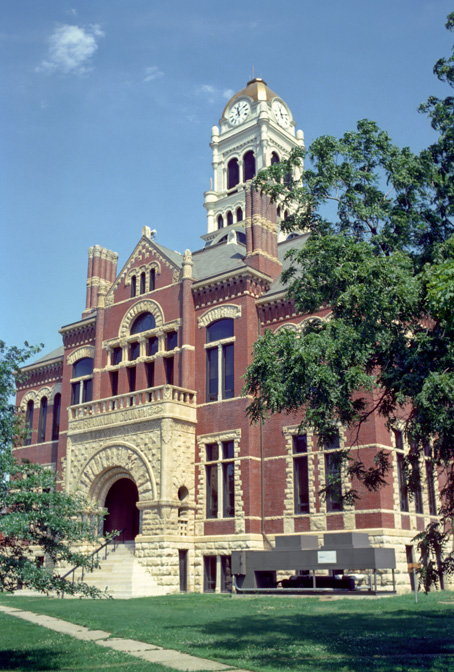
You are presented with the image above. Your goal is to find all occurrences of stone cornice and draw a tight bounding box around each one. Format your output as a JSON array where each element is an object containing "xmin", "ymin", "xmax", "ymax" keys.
[{"xmin": 59, "ymin": 317, "xmax": 96, "ymax": 337}]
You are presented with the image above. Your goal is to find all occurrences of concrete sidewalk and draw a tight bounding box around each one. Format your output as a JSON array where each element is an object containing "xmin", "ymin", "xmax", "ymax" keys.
[{"xmin": 0, "ymin": 604, "xmax": 251, "ymax": 672}]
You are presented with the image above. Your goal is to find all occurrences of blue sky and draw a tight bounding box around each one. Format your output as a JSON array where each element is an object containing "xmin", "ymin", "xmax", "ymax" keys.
[{"xmin": 2, "ymin": 1, "xmax": 453, "ymax": 358}]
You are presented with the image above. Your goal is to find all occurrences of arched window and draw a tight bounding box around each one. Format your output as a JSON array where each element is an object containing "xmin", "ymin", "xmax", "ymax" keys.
[
  {"xmin": 236, "ymin": 207, "xmax": 243, "ymax": 222},
  {"xmin": 72, "ymin": 358, "xmax": 93, "ymax": 378},
  {"xmin": 227, "ymin": 158, "xmax": 239, "ymax": 189},
  {"xmin": 206, "ymin": 319, "xmax": 234, "ymax": 402},
  {"xmin": 217, "ymin": 215, "xmax": 224, "ymax": 230},
  {"xmin": 25, "ymin": 400, "xmax": 34, "ymax": 446},
  {"xmin": 226, "ymin": 211, "xmax": 233, "ymax": 226},
  {"xmin": 130, "ymin": 275, "xmax": 137, "ymax": 298},
  {"xmin": 277, "ymin": 206, "xmax": 281, "ymax": 218},
  {"xmin": 130, "ymin": 312, "xmax": 156, "ymax": 335},
  {"xmin": 149, "ymin": 269, "xmax": 156, "ymax": 291},
  {"xmin": 140, "ymin": 272, "xmax": 146, "ymax": 295},
  {"xmin": 271, "ymin": 151, "xmax": 280, "ymax": 165},
  {"xmin": 243, "ymin": 151, "xmax": 255, "ymax": 181},
  {"xmin": 52, "ymin": 393, "xmax": 61, "ymax": 441},
  {"xmin": 71, "ymin": 358, "xmax": 94, "ymax": 406},
  {"xmin": 38, "ymin": 397, "xmax": 47, "ymax": 443}
]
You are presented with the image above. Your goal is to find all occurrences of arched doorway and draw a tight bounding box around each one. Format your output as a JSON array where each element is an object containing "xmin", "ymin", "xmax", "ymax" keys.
[{"xmin": 103, "ymin": 478, "xmax": 140, "ymax": 541}]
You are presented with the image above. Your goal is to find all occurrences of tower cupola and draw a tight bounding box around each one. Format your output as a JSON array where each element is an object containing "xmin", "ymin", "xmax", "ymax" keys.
[{"xmin": 202, "ymin": 78, "xmax": 304, "ymax": 244}]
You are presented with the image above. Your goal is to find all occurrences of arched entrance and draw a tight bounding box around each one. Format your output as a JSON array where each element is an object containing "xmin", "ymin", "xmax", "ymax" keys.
[{"xmin": 103, "ymin": 478, "xmax": 140, "ymax": 541}]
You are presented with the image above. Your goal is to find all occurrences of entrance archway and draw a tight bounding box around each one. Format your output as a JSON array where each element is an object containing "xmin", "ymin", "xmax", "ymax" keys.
[{"xmin": 103, "ymin": 478, "xmax": 140, "ymax": 541}]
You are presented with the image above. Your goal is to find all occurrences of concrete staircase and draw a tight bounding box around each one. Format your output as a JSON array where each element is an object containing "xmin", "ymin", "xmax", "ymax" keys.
[{"xmin": 77, "ymin": 542, "xmax": 166, "ymax": 599}]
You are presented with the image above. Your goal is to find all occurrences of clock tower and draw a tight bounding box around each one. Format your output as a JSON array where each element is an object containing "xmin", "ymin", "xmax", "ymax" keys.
[{"xmin": 203, "ymin": 78, "xmax": 305, "ymax": 244}]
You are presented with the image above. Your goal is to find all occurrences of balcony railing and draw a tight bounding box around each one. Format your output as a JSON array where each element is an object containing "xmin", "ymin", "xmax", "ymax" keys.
[{"xmin": 69, "ymin": 384, "xmax": 196, "ymax": 420}]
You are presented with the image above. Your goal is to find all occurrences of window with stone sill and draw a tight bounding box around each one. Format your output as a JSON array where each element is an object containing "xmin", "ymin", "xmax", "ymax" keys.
[
  {"xmin": 147, "ymin": 336, "xmax": 159, "ymax": 356},
  {"xmin": 166, "ymin": 331, "xmax": 178, "ymax": 351},
  {"xmin": 129, "ymin": 341, "xmax": 140, "ymax": 361},
  {"xmin": 293, "ymin": 435, "xmax": 309, "ymax": 514},
  {"xmin": 70, "ymin": 357, "xmax": 94, "ymax": 406},
  {"xmin": 38, "ymin": 397, "xmax": 47, "ymax": 444},
  {"xmin": 25, "ymin": 400, "xmax": 34, "ymax": 446},
  {"xmin": 322, "ymin": 433, "xmax": 343, "ymax": 513},
  {"xmin": 394, "ymin": 429, "xmax": 409, "ymax": 513},
  {"xmin": 112, "ymin": 346, "xmax": 122, "ymax": 366},
  {"xmin": 205, "ymin": 440, "xmax": 235, "ymax": 519},
  {"xmin": 164, "ymin": 357, "xmax": 174, "ymax": 385},
  {"xmin": 51, "ymin": 394, "xmax": 61, "ymax": 441},
  {"xmin": 206, "ymin": 318, "xmax": 234, "ymax": 402}
]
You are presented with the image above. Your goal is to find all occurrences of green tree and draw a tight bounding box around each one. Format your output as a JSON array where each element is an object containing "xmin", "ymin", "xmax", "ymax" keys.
[
  {"xmin": 0, "ymin": 341, "xmax": 107, "ymax": 596},
  {"xmin": 244, "ymin": 16, "xmax": 454, "ymax": 546}
]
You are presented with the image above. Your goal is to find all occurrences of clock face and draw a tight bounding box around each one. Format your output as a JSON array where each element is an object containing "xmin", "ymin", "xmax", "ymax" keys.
[
  {"xmin": 229, "ymin": 100, "xmax": 250, "ymax": 126},
  {"xmin": 272, "ymin": 101, "xmax": 290, "ymax": 128}
]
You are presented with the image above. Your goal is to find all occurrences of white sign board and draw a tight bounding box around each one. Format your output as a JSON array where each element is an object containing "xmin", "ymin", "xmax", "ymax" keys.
[{"xmin": 318, "ymin": 551, "xmax": 337, "ymax": 564}]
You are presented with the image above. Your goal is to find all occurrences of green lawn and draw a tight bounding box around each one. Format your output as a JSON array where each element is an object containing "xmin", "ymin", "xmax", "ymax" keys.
[
  {"xmin": 1, "ymin": 592, "xmax": 453, "ymax": 672},
  {"xmin": 0, "ymin": 610, "xmax": 171, "ymax": 672}
]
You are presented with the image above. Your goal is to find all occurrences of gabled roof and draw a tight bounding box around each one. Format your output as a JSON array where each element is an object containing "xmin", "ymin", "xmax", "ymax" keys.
[
  {"xmin": 191, "ymin": 242, "xmax": 246, "ymax": 281},
  {"xmin": 22, "ymin": 345, "xmax": 64, "ymax": 371}
]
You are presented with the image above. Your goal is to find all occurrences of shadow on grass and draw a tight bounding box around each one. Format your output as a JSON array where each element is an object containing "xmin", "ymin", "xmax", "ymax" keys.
[
  {"xmin": 173, "ymin": 607, "xmax": 454, "ymax": 671},
  {"xmin": 0, "ymin": 649, "xmax": 63, "ymax": 671}
]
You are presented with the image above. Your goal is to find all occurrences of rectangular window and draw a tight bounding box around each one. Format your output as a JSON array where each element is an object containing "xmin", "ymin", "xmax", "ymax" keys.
[
  {"xmin": 166, "ymin": 331, "xmax": 178, "ymax": 351},
  {"xmin": 414, "ymin": 466, "xmax": 423, "ymax": 514},
  {"xmin": 51, "ymin": 395, "xmax": 61, "ymax": 441},
  {"xmin": 146, "ymin": 362, "xmax": 154, "ymax": 388},
  {"xmin": 128, "ymin": 367, "xmax": 136, "ymax": 393},
  {"xmin": 204, "ymin": 556, "xmax": 216, "ymax": 592},
  {"xmin": 82, "ymin": 378, "xmax": 92, "ymax": 403},
  {"xmin": 206, "ymin": 442, "xmax": 235, "ymax": 519},
  {"xmin": 426, "ymin": 462, "xmax": 437, "ymax": 516},
  {"xmin": 110, "ymin": 371, "xmax": 118, "ymax": 397},
  {"xmin": 207, "ymin": 348, "xmax": 218, "ymax": 402},
  {"xmin": 129, "ymin": 341, "xmax": 140, "ymax": 361},
  {"xmin": 221, "ymin": 556, "xmax": 232, "ymax": 593},
  {"xmin": 325, "ymin": 452, "xmax": 343, "ymax": 512},
  {"xmin": 71, "ymin": 382, "xmax": 80, "ymax": 406},
  {"xmin": 222, "ymin": 343, "xmax": 234, "ymax": 399},
  {"xmin": 165, "ymin": 357, "xmax": 174, "ymax": 385},
  {"xmin": 112, "ymin": 347, "xmax": 122, "ymax": 366},
  {"xmin": 222, "ymin": 462, "xmax": 235, "ymax": 517},
  {"xmin": 397, "ymin": 452, "xmax": 409, "ymax": 512},
  {"xmin": 293, "ymin": 435, "xmax": 309, "ymax": 514},
  {"xmin": 147, "ymin": 337, "xmax": 158, "ymax": 356}
]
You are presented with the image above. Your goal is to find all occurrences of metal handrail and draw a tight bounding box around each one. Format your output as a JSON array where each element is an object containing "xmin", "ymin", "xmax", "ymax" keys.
[{"xmin": 60, "ymin": 528, "xmax": 126, "ymax": 597}]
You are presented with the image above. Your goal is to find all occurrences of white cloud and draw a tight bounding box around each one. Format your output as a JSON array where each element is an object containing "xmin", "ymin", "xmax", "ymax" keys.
[
  {"xmin": 144, "ymin": 65, "xmax": 164, "ymax": 83},
  {"xmin": 197, "ymin": 84, "xmax": 234, "ymax": 104},
  {"xmin": 36, "ymin": 24, "xmax": 105, "ymax": 75}
]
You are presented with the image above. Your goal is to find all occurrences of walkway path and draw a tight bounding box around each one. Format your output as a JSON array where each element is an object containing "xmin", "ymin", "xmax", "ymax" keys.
[{"xmin": 0, "ymin": 604, "xmax": 251, "ymax": 672}]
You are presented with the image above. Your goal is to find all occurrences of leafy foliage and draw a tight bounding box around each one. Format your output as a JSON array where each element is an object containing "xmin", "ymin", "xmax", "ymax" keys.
[
  {"xmin": 244, "ymin": 15, "xmax": 454, "ymax": 536},
  {"xmin": 0, "ymin": 341, "xmax": 108, "ymax": 597}
]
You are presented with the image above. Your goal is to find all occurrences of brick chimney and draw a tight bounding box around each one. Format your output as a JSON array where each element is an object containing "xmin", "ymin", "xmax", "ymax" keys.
[
  {"xmin": 244, "ymin": 183, "xmax": 282, "ymax": 278},
  {"xmin": 84, "ymin": 245, "xmax": 118, "ymax": 314}
]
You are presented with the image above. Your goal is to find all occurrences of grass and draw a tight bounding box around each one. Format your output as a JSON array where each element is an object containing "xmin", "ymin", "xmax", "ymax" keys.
[
  {"xmin": 1, "ymin": 591, "xmax": 453, "ymax": 672},
  {"xmin": 0, "ymin": 611, "xmax": 171, "ymax": 672}
]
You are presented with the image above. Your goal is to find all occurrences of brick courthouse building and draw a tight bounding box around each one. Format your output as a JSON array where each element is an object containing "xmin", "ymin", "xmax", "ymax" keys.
[{"xmin": 15, "ymin": 79, "xmax": 440, "ymax": 593}]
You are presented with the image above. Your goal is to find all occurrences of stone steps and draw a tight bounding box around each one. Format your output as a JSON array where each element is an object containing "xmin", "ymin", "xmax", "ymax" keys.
[{"xmin": 70, "ymin": 542, "xmax": 167, "ymax": 598}]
